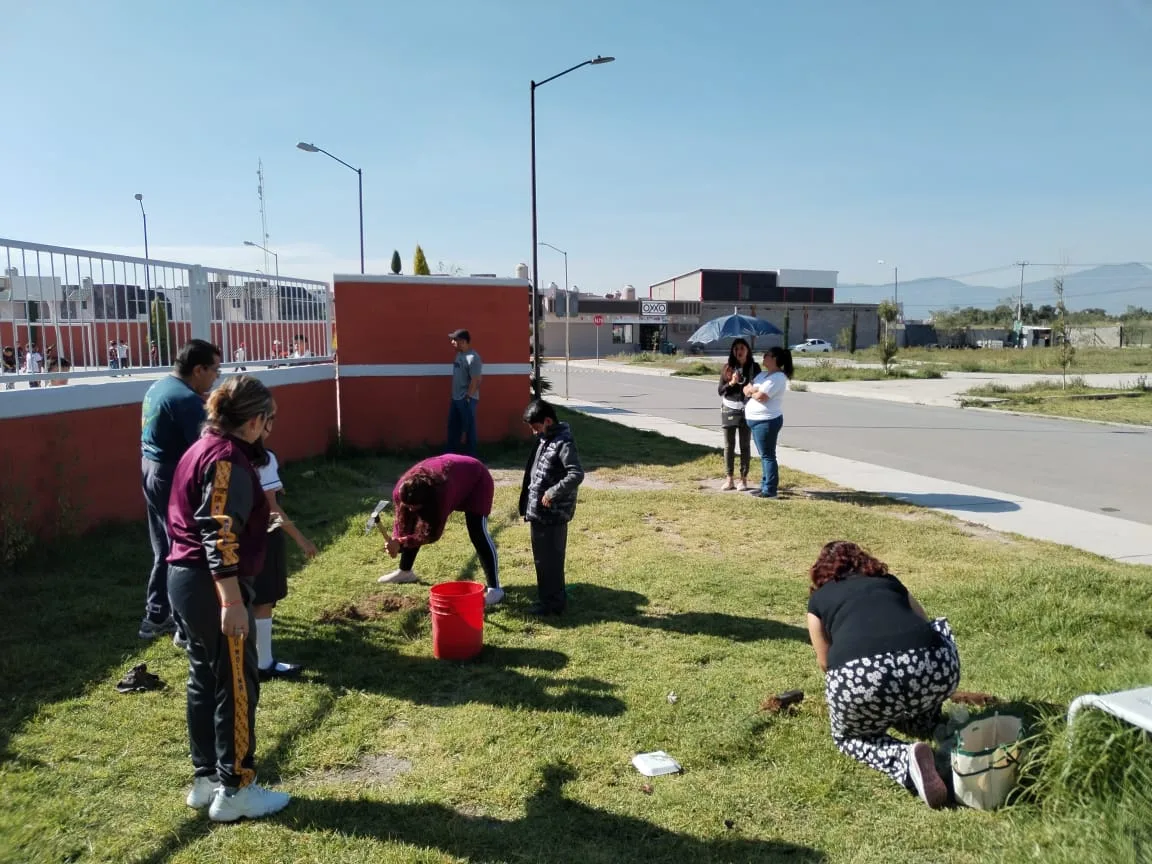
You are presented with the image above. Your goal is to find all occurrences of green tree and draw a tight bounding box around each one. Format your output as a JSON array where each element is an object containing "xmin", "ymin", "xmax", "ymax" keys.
[
  {"xmin": 390, "ymin": 250, "xmax": 402, "ymax": 274},
  {"xmin": 1053, "ymin": 278, "xmax": 1075, "ymax": 389},
  {"xmin": 837, "ymin": 325, "xmax": 854, "ymax": 353},
  {"xmin": 413, "ymin": 245, "xmax": 431, "ymax": 276},
  {"xmin": 876, "ymin": 300, "xmax": 899, "ymax": 371},
  {"xmin": 149, "ymin": 299, "xmax": 171, "ymax": 365}
]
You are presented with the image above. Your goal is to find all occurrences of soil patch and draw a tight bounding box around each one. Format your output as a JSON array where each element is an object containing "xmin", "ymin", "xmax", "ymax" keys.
[
  {"xmin": 583, "ymin": 474, "xmax": 673, "ymax": 491},
  {"xmin": 760, "ymin": 691, "xmax": 805, "ymax": 714},
  {"xmin": 950, "ymin": 691, "xmax": 1002, "ymax": 708},
  {"xmin": 953, "ymin": 521, "xmax": 1019, "ymax": 546},
  {"xmin": 489, "ymin": 468, "xmax": 522, "ymax": 488},
  {"xmin": 311, "ymin": 753, "xmax": 413, "ymax": 787},
  {"xmin": 318, "ymin": 594, "xmax": 423, "ymax": 623}
]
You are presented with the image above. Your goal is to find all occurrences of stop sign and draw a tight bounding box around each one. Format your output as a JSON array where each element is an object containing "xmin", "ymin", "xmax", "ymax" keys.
[{"xmin": 593, "ymin": 314, "xmax": 604, "ymax": 327}]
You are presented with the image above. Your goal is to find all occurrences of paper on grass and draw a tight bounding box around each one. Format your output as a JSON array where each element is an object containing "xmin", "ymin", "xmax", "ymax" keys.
[{"xmin": 632, "ymin": 751, "xmax": 682, "ymax": 777}]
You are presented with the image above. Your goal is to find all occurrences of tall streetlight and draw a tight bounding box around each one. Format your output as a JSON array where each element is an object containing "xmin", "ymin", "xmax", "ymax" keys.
[
  {"xmin": 530, "ymin": 54, "xmax": 615, "ymax": 397},
  {"xmin": 539, "ymin": 242, "xmax": 570, "ymax": 398},
  {"xmin": 244, "ymin": 240, "xmax": 279, "ymax": 280},
  {"xmin": 134, "ymin": 194, "xmax": 152, "ymax": 357},
  {"xmin": 297, "ymin": 141, "xmax": 364, "ymax": 274}
]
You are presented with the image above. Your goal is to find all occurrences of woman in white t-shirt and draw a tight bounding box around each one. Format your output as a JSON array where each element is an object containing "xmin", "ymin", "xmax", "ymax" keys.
[{"xmin": 743, "ymin": 346, "xmax": 795, "ymax": 499}]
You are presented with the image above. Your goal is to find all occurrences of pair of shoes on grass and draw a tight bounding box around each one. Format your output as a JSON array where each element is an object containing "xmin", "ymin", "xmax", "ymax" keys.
[
  {"xmin": 115, "ymin": 663, "xmax": 165, "ymax": 694},
  {"xmin": 186, "ymin": 777, "xmax": 290, "ymax": 822}
]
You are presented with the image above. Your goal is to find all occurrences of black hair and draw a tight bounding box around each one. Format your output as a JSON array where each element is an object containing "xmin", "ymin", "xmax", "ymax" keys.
[
  {"xmin": 766, "ymin": 346, "xmax": 795, "ymax": 379},
  {"xmin": 394, "ymin": 466, "xmax": 447, "ymax": 545},
  {"xmin": 175, "ymin": 339, "xmax": 222, "ymax": 376},
  {"xmin": 726, "ymin": 339, "xmax": 757, "ymax": 378},
  {"xmin": 523, "ymin": 399, "xmax": 558, "ymax": 424}
]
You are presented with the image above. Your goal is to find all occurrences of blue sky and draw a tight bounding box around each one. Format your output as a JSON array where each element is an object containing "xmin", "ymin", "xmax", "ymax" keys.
[{"xmin": 3, "ymin": 0, "xmax": 1151, "ymax": 295}]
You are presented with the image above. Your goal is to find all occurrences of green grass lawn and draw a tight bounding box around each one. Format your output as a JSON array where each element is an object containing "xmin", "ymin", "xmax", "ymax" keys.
[
  {"xmin": 961, "ymin": 380, "xmax": 1152, "ymax": 425},
  {"xmin": 2, "ymin": 412, "xmax": 1150, "ymax": 863}
]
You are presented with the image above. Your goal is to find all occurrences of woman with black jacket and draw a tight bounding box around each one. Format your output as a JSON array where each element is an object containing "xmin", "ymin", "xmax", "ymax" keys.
[{"xmin": 717, "ymin": 338, "xmax": 761, "ymax": 490}]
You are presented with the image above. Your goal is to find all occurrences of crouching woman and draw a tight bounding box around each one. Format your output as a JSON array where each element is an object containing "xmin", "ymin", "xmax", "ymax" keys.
[
  {"xmin": 166, "ymin": 375, "xmax": 291, "ymax": 822},
  {"xmin": 805, "ymin": 541, "xmax": 961, "ymax": 808}
]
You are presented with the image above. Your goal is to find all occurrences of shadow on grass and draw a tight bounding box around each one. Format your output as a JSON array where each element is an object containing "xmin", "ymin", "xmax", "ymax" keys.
[
  {"xmin": 279, "ymin": 763, "xmax": 826, "ymax": 864},
  {"xmin": 501, "ymin": 584, "xmax": 811, "ymax": 644},
  {"xmin": 273, "ymin": 619, "xmax": 625, "ymax": 717},
  {"xmin": 0, "ymin": 521, "xmax": 156, "ymax": 760}
]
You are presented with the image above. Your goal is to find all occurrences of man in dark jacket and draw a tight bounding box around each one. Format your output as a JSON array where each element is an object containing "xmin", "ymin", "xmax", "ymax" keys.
[{"xmin": 518, "ymin": 400, "xmax": 584, "ymax": 615}]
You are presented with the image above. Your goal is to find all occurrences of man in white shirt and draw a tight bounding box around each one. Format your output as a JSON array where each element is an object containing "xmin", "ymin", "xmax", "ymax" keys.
[
  {"xmin": 116, "ymin": 340, "xmax": 130, "ymax": 369},
  {"xmin": 22, "ymin": 342, "xmax": 43, "ymax": 388}
]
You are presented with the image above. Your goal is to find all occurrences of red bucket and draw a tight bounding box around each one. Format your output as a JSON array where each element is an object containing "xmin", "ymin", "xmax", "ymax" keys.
[{"xmin": 429, "ymin": 581, "xmax": 485, "ymax": 661}]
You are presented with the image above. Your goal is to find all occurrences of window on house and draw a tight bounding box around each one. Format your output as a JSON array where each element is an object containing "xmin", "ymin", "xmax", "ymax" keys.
[{"xmin": 611, "ymin": 324, "xmax": 633, "ymax": 344}]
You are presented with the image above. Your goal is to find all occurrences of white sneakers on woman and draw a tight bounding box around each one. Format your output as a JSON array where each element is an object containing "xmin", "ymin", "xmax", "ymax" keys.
[
  {"xmin": 187, "ymin": 778, "xmax": 291, "ymax": 822},
  {"xmin": 378, "ymin": 568, "xmax": 419, "ymax": 584}
]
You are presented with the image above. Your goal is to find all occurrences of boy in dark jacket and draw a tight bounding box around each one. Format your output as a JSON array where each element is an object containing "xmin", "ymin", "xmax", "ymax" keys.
[{"xmin": 518, "ymin": 400, "xmax": 584, "ymax": 615}]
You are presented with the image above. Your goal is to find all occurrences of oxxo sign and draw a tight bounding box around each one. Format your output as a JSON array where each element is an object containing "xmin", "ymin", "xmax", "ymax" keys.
[{"xmin": 640, "ymin": 300, "xmax": 668, "ymax": 319}]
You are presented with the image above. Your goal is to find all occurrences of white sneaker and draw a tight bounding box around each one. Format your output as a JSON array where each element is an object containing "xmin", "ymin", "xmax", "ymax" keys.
[
  {"xmin": 378, "ymin": 568, "xmax": 418, "ymax": 584},
  {"xmin": 186, "ymin": 777, "xmax": 220, "ymax": 809},
  {"xmin": 906, "ymin": 742, "xmax": 947, "ymax": 809},
  {"xmin": 484, "ymin": 587, "xmax": 505, "ymax": 606},
  {"xmin": 208, "ymin": 782, "xmax": 291, "ymax": 822}
]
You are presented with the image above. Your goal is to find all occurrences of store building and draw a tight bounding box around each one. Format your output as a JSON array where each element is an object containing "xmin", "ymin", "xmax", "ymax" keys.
[{"xmin": 537, "ymin": 267, "xmax": 881, "ymax": 358}]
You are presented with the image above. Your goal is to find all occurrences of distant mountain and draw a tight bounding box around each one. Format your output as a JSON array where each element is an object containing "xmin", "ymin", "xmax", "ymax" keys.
[{"xmin": 838, "ymin": 263, "xmax": 1152, "ymax": 316}]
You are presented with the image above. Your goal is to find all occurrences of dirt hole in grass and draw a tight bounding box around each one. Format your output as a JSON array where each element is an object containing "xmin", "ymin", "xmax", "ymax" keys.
[
  {"xmin": 318, "ymin": 594, "xmax": 423, "ymax": 623},
  {"xmin": 313, "ymin": 753, "xmax": 414, "ymax": 787},
  {"xmin": 583, "ymin": 474, "xmax": 673, "ymax": 491}
]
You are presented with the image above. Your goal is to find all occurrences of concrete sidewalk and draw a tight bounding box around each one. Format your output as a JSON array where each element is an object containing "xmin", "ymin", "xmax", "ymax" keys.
[{"xmin": 552, "ymin": 395, "xmax": 1152, "ymax": 567}]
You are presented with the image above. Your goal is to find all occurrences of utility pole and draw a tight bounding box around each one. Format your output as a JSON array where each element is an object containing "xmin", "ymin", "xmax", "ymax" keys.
[
  {"xmin": 1015, "ymin": 261, "xmax": 1029, "ymax": 321},
  {"xmin": 258, "ymin": 160, "xmax": 270, "ymax": 280}
]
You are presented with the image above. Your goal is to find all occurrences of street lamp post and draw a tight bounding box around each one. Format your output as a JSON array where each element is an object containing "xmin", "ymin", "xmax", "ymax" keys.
[
  {"xmin": 135, "ymin": 193, "xmax": 151, "ymax": 347},
  {"xmin": 539, "ymin": 241, "xmax": 570, "ymax": 398},
  {"xmin": 244, "ymin": 240, "xmax": 280, "ymax": 280},
  {"xmin": 530, "ymin": 55, "xmax": 614, "ymax": 397},
  {"xmin": 297, "ymin": 142, "xmax": 364, "ymax": 274}
]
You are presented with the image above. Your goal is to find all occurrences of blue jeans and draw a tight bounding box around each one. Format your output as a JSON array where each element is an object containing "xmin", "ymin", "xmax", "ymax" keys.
[
  {"xmin": 142, "ymin": 458, "xmax": 176, "ymax": 623},
  {"xmin": 748, "ymin": 416, "xmax": 784, "ymax": 497},
  {"xmin": 446, "ymin": 397, "xmax": 478, "ymax": 455}
]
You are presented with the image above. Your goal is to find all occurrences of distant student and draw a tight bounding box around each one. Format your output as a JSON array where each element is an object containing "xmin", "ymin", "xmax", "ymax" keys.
[
  {"xmin": 379, "ymin": 454, "xmax": 504, "ymax": 606},
  {"xmin": 446, "ymin": 328, "xmax": 482, "ymax": 455},
  {"xmin": 22, "ymin": 342, "xmax": 43, "ymax": 388},
  {"xmin": 518, "ymin": 400, "xmax": 585, "ymax": 616},
  {"xmin": 2, "ymin": 345, "xmax": 16, "ymax": 389}
]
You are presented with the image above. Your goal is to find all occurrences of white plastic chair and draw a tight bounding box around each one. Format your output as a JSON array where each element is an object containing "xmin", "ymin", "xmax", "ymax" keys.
[{"xmin": 1067, "ymin": 687, "xmax": 1152, "ymax": 735}]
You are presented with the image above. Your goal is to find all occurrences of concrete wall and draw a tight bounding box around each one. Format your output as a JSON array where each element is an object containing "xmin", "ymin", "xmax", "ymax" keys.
[
  {"xmin": 333, "ymin": 275, "xmax": 532, "ymax": 450},
  {"xmin": 0, "ymin": 364, "xmax": 338, "ymax": 539},
  {"xmin": 1069, "ymin": 325, "xmax": 1122, "ymax": 348},
  {"xmin": 649, "ymin": 272, "xmax": 701, "ymax": 301}
]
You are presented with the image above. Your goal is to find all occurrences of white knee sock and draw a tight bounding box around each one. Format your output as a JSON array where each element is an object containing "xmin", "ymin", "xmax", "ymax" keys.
[{"xmin": 255, "ymin": 617, "xmax": 274, "ymax": 670}]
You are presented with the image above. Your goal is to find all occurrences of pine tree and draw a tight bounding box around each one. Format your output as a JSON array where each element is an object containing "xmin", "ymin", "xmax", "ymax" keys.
[
  {"xmin": 413, "ymin": 245, "xmax": 431, "ymax": 276},
  {"xmin": 390, "ymin": 250, "xmax": 402, "ymax": 274}
]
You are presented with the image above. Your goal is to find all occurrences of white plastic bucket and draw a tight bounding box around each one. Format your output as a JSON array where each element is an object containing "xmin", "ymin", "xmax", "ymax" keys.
[{"xmin": 951, "ymin": 713, "xmax": 1023, "ymax": 810}]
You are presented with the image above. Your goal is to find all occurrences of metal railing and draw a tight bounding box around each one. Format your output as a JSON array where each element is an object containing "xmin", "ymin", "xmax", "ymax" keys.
[{"xmin": 0, "ymin": 238, "xmax": 332, "ymax": 388}]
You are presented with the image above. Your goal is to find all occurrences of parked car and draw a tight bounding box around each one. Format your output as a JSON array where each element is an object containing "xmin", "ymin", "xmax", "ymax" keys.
[{"xmin": 791, "ymin": 338, "xmax": 832, "ymax": 353}]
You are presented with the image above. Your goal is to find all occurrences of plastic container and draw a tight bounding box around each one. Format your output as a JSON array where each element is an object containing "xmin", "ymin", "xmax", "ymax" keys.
[{"xmin": 429, "ymin": 581, "xmax": 485, "ymax": 661}]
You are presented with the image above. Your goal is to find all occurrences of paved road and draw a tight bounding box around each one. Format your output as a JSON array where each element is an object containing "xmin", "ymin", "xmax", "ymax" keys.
[{"xmin": 547, "ymin": 363, "xmax": 1152, "ymax": 526}]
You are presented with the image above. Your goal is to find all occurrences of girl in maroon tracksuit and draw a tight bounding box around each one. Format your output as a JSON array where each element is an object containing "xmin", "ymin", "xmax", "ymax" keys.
[
  {"xmin": 166, "ymin": 375, "xmax": 290, "ymax": 823},
  {"xmin": 378, "ymin": 454, "xmax": 504, "ymax": 606}
]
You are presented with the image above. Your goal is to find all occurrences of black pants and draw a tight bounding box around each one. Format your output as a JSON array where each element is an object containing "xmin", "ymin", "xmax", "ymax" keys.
[
  {"xmin": 399, "ymin": 512, "xmax": 500, "ymax": 588},
  {"xmin": 142, "ymin": 459, "xmax": 176, "ymax": 623},
  {"xmin": 530, "ymin": 521, "xmax": 568, "ymax": 611},
  {"xmin": 723, "ymin": 422, "xmax": 752, "ymax": 478},
  {"xmin": 168, "ymin": 566, "xmax": 259, "ymax": 789}
]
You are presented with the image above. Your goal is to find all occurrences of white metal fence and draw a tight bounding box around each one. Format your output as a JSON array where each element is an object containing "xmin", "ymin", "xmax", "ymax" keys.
[{"xmin": 0, "ymin": 238, "xmax": 332, "ymax": 388}]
